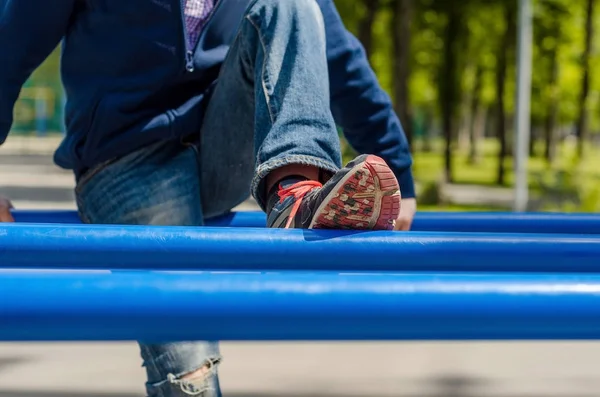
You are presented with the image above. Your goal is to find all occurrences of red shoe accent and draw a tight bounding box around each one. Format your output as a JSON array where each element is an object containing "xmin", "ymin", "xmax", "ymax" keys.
[{"xmin": 277, "ymin": 180, "xmax": 323, "ymax": 228}]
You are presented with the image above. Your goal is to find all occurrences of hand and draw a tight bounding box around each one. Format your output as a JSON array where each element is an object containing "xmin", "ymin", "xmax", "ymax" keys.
[
  {"xmin": 0, "ymin": 195, "xmax": 15, "ymax": 222},
  {"xmin": 394, "ymin": 197, "xmax": 416, "ymax": 231}
]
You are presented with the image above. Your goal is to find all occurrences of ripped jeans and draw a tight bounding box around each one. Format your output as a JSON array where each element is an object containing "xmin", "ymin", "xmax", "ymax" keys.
[{"xmin": 74, "ymin": 0, "xmax": 342, "ymax": 395}]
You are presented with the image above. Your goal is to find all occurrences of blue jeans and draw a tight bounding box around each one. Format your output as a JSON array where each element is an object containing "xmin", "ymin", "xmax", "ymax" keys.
[{"xmin": 75, "ymin": 0, "xmax": 342, "ymax": 396}]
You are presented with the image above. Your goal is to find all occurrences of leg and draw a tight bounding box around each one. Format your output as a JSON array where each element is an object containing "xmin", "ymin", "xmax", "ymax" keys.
[
  {"xmin": 199, "ymin": 0, "xmax": 400, "ymax": 229},
  {"xmin": 198, "ymin": 0, "xmax": 341, "ymax": 218},
  {"xmin": 75, "ymin": 141, "xmax": 222, "ymax": 397}
]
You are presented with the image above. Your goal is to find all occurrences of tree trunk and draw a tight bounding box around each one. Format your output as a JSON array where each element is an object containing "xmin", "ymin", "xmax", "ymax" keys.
[
  {"xmin": 495, "ymin": 48, "xmax": 507, "ymax": 184},
  {"xmin": 529, "ymin": 126, "xmax": 536, "ymax": 157},
  {"xmin": 544, "ymin": 43, "xmax": 560, "ymax": 165},
  {"xmin": 496, "ymin": 3, "xmax": 516, "ymax": 186},
  {"xmin": 468, "ymin": 64, "xmax": 484, "ymax": 164},
  {"xmin": 458, "ymin": 83, "xmax": 472, "ymax": 152},
  {"xmin": 440, "ymin": 5, "xmax": 462, "ymax": 183},
  {"xmin": 544, "ymin": 114, "xmax": 558, "ymax": 164},
  {"xmin": 457, "ymin": 25, "xmax": 473, "ymax": 153},
  {"xmin": 422, "ymin": 109, "xmax": 433, "ymax": 152},
  {"xmin": 506, "ymin": 113, "xmax": 515, "ymax": 158},
  {"xmin": 392, "ymin": 0, "xmax": 413, "ymax": 146},
  {"xmin": 357, "ymin": 0, "xmax": 380, "ymax": 61},
  {"xmin": 576, "ymin": 0, "xmax": 595, "ymax": 158}
]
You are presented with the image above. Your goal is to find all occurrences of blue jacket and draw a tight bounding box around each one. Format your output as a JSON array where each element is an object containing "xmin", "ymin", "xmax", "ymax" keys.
[{"xmin": 0, "ymin": 0, "xmax": 415, "ymax": 197}]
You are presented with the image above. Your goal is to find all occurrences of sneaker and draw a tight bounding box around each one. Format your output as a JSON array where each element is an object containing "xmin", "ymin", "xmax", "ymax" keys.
[{"xmin": 266, "ymin": 154, "xmax": 401, "ymax": 230}]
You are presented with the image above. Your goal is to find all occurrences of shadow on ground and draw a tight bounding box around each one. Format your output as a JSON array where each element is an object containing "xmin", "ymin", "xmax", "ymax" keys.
[
  {"xmin": 0, "ymin": 375, "xmax": 597, "ymax": 397},
  {"xmin": 0, "ymin": 357, "xmax": 32, "ymax": 372},
  {"xmin": 0, "ymin": 392, "xmax": 596, "ymax": 397}
]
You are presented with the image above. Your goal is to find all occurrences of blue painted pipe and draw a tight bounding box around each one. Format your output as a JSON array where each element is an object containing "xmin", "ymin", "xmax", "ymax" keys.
[
  {"xmin": 12, "ymin": 210, "xmax": 82, "ymax": 224},
  {"xmin": 12, "ymin": 210, "xmax": 600, "ymax": 234},
  {"xmin": 10, "ymin": 210, "xmax": 260, "ymax": 228},
  {"xmin": 2, "ymin": 271, "xmax": 600, "ymax": 341},
  {"xmin": 2, "ymin": 223, "xmax": 600, "ymax": 272},
  {"xmin": 414, "ymin": 212, "xmax": 600, "ymax": 234}
]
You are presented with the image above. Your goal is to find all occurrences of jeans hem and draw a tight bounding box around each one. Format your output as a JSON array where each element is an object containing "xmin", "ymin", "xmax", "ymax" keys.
[{"xmin": 251, "ymin": 154, "xmax": 340, "ymax": 211}]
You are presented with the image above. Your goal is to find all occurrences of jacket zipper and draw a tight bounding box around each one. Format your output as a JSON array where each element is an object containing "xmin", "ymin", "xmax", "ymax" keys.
[
  {"xmin": 179, "ymin": 0, "xmax": 194, "ymax": 72},
  {"xmin": 179, "ymin": 0, "xmax": 223, "ymax": 73}
]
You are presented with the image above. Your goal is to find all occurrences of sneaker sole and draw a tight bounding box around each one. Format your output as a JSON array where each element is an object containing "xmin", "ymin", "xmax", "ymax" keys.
[{"xmin": 309, "ymin": 155, "xmax": 401, "ymax": 230}]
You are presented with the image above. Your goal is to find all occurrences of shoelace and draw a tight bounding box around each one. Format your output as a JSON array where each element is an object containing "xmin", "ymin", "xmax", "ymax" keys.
[{"xmin": 277, "ymin": 180, "xmax": 323, "ymax": 228}]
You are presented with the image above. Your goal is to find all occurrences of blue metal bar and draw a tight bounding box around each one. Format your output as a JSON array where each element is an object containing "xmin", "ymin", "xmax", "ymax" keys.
[
  {"xmin": 2, "ymin": 271, "xmax": 600, "ymax": 341},
  {"xmin": 2, "ymin": 223, "xmax": 600, "ymax": 272},
  {"xmin": 12, "ymin": 210, "xmax": 600, "ymax": 234},
  {"xmin": 414, "ymin": 212, "xmax": 600, "ymax": 234},
  {"xmin": 12, "ymin": 210, "xmax": 83, "ymax": 224},
  {"xmin": 10, "ymin": 210, "xmax": 259, "ymax": 228}
]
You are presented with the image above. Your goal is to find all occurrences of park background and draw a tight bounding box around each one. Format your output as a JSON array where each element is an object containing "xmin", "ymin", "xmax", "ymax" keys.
[
  {"xmin": 4, "ymin": 2, "xmax": 600, "ymax": 397},
  {"xmin": 8, "ymin": 0, "xmax": 600, "ymax": 213}
]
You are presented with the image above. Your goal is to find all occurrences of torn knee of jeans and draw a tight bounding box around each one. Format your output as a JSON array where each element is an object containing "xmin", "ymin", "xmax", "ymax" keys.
[{"xmin": 167, "ymin": 357, "xmax": 222, "ymax": 396}]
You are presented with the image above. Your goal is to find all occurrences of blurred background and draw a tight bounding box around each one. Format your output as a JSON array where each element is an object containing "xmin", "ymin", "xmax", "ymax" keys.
[
  {"xmin": 6, "ymin": 0, "xmax": 600, "ymax": 212},
  {"xmin": 7, "ymin": 0, "xmax": 600, "ymax": 212},
  {"xmin": 3, "ymin": 0, "xmax": 600, "ymax": 396}
]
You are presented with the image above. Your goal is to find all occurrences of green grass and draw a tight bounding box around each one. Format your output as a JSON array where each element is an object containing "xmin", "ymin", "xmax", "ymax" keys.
[
  {"xmin": 412, "ymin": 139, "xmax": 600, "ymax": 190},
  {"xmin": 341, "ymin": 136, "xmax": 600, "ymax": 212}
]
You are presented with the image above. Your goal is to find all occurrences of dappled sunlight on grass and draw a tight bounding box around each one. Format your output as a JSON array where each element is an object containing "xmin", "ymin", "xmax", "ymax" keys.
[
  {"xmin": 413, "ymin": 139, "xmax": 600, "ymax": 188},
  {"xmin": 342, "ymin": 136, "xmax": 600, "ymax": 212}
]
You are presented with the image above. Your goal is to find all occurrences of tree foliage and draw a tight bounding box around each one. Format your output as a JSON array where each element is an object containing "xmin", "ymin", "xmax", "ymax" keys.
[
  {"xmin": 27, "ymin": 0, "xmax": 600, "ymax": 178},
  {"xmin": 334, "ymin": 0, "xmax": 599, "ymax": 177}
]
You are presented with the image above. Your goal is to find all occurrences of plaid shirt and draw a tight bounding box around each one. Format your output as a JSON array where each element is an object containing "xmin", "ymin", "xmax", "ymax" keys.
[{"xmin": 183, "ymin": 0, "xmax": 215, "ymax": 49}]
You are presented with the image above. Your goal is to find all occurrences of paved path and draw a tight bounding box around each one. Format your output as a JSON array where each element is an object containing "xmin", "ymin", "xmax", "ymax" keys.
[
  {"xmin": 1, "ymin": 136, "xmax": 518, "ymax": 210},
  {"xmin": 0, "ymin": 137, "xmax": 260, "ymax": 211},
  {"xmin": 0, "ymin": 342, "xmax": 600, "ymax": 397},
  {"xmin": 2, "ymin": 136, "xmax": 600, "ymax": 397}
]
